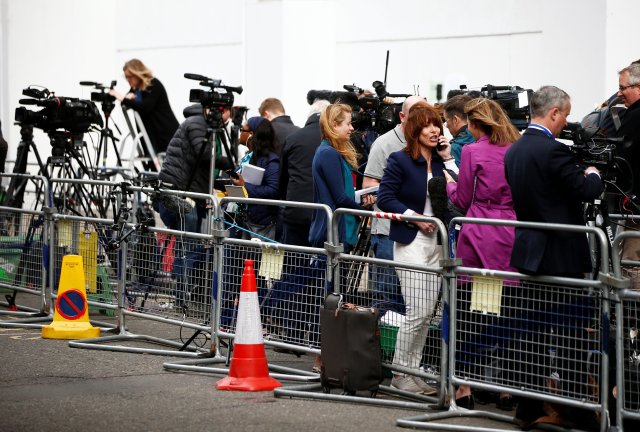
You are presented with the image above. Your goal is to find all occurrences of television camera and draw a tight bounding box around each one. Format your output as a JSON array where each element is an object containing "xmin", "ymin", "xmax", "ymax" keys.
[
  {"xmin": 455, "ymin": 84, "xmax": 533, "ymax": 130},
  {"xmin": 559, "ymin": 122, "xmax": 630, "ymax": 185},
  {"xmin": 15, "ymin": 86, "xmax": 103, "ymax": 134},
  {"xmin": 343, "ymin": 80, "xmax": 411, "ymax": 134},
  {"xmin": 184, "ymin": 73, "xmax": 243, "ymax": 129},
  {"xmin": 15, "ymin": 86, "xmax": 103, "ymax": 166},
  {"xmin": 80, "ymin": 80, "xmax": 117, "ymax": 113}
]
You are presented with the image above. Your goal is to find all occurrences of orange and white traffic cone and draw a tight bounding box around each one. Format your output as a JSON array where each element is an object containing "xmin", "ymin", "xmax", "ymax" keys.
[{"xmin": 216, "ymin": 259, "xmax": 282, "ymax": 391}]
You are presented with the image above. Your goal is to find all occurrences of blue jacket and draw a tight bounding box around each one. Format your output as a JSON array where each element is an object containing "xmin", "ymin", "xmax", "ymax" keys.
[
  {"xmin": 244, "ymin": 152, "xmax": 280, "ymax": 226},
  {"xmin": 450, "ymin": 126, "xmax": 475, "ymax": 165},
  {"xmin": 377, "ymin": 150, "xmax": 446, "ymax": 245},
  {"xmin": 309, "ymin": 141, "xmax": 364, "ymax": 247}
]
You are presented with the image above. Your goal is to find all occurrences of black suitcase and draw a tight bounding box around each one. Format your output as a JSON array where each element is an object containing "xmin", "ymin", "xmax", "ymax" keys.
[{"xmin": 320, "ymin": 292, "xmax": 383, "ymax": 396}]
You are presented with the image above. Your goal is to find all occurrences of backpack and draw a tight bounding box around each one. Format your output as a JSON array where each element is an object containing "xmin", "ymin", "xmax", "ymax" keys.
[{"xmin": 581, "ymin": 94, "xmax": 627, "ymax": 138}]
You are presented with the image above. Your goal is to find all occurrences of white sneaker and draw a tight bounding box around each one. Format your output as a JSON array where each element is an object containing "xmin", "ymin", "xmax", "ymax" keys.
[
  {"xmin": 390, "ymin": 375, "xmax": 424, "ymax": 394},
  {"xmin": 412, "ymin": 376, "xmax": 438, "ymax": 395}
]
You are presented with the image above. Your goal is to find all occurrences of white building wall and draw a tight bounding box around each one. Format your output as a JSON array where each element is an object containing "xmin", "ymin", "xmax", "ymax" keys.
[{"xmin": 0, "ymin": 0, "xmax": 638, "ymax": 165}]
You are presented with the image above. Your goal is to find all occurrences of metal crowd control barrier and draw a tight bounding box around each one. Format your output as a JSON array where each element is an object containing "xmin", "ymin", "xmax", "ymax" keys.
[
  {"xmin": 0, "ymin": 201, "xmax": 49, "ymax": 326},
  {"xmin": 68, "ymin": 185, "xmax": 215, "ymax": 357},
  {"xmin": 274, "ymin": 208, "xmax": 448, "ymax": 409},
  {"xmin": 163, "ymin": 197, "xmax": 333, "ymax": 382},
  {"xmin": 398, "ymin": 217, "xmax": 614, "ymax": 432},
  {"xmin": 0, "ymin": 173, "xmax": 49, "ymax": 211},
  {"xmin": 612, "ymin": 230, "xmax": 640, "ymax": 431}
]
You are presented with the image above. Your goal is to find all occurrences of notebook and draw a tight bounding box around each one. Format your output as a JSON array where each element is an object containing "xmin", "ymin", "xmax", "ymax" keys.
[
  {"xmin": 225, "ymin": 185, "xmax": 247, "ymax": 198},
  {"xmin": 241, "ymin": 163, "xmax": 265, "ymax": 185}
]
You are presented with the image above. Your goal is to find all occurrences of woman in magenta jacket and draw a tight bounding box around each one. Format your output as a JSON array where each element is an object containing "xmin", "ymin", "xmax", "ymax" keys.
[
  {"xmin": 443, "ymin": 97, "xmax": 521, "ymax": 409},
  {"xmin": 444, "ymin": 98, "xmax": 520, "ymax": 271}
]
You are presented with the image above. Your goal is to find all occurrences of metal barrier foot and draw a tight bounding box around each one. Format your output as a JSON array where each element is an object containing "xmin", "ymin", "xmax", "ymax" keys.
[
  {"xmin": 68, "ymin": 333, "xmax": 211, "ymax": 357},
  {"xmin": 274, "ymin": 382, "xmax": 438, "ymax": 410},
  {"xmin": 163, "ymin": 356, "xmax": 320, "ymax": 382}
]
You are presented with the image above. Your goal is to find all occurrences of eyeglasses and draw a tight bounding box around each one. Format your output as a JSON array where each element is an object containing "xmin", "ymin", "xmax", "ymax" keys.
[{"xmin": 619, "ymin": 83, "xmax": 639, "ymax": 91}]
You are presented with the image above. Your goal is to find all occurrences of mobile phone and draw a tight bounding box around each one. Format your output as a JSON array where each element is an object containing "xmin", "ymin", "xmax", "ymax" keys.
[
  {"xmin": 436, "ymin": 133, "xmax": 445, "ymax": 151},
  {"xmin": 225, "ymin": 169, "xmax": 239, "ymax": 180}
]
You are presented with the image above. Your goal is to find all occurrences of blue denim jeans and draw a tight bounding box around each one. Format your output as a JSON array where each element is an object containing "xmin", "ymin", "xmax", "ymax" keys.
[
  {"xmin": 158, "ymin": 202, "xmax": 205, "ymax": 308},
  {"xmin": 370, "ymin": 234, "xmax": 405, "ymax": 314}
]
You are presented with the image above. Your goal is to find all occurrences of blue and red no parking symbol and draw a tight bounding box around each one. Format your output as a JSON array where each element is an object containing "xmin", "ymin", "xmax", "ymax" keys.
[{"xmin": 56, "ymin": 289, "xmax": 87, "ymax": 320}]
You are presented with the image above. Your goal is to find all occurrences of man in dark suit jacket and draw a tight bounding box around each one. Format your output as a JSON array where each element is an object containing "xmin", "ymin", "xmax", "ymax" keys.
[
  {"xmin": 259, "ymin": 97, "xmax": 300, "ymax": 156},
  {"xmin": 505, "ymin": 86, "xmax": 603, "ymax": 276},
  {"xmin": 279, "ymin": 100, "xmax": 328, "ymax": 245},
  {"xmin": 504, "ymin": 86, "xmax": 604, "ymax": 428}
]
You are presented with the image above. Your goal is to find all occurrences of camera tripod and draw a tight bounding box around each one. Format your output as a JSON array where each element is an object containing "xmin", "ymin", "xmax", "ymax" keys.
[
  {"xmin": 585, "ymin": 191, "xmax": 623, "ymax": 278},
  {"xmin": 94, "ymin": 95, "xmax": 124, "ymax": 177},
  {"xmin": 3, "ymin": 125, "xmax": 47, "ymax": 210}
]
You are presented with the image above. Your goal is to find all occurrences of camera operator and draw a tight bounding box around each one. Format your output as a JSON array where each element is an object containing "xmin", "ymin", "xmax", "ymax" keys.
[
  {"xmin": 156, "ymin": 103, "xmax": 229, "ymax": 310},
  {"xmin": 362, "ymin": 95, "xmax": 427, "ymax": 314},
  {"xmin": 504, "ymin": 86, "xmax": 604, "ymax": 428},
  {"xmin": 616, "ymin": 63, "xmax": 640, "ymax": 196},
  {"xmin": 109, "ymin": 59, "xmax": 179, "ymax": 156},
  {"xmin": 614, "ymin": 62, "xmax": 640, "ymax": 274}
]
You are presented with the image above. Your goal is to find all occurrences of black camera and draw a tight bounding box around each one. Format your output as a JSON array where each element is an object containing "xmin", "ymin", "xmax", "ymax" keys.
[
  {"xmin": 456, "ymin": 84, "xmax": 533, "ymax": 130},
  {"xmin": 559, "ymin": 122, "xmax": 628, "ymax": 183},
  {"xmin": 15, "ymin": 86, "xmax": 103, "ymax": 133},
  {"xmin": 80, "ymin": 80, "xmax": 117, "ymax": 105},
  {"xmin": 343, "ymin": 81, "xmax": 410, "ymax": 134},
  {"xmin": 232, "ymin": 106, "xmax": 249, "ymax": 128},
  {"xmin": 189, "ymin": 88, "xmax": 235, "ymax": 107},
  {"xmin": 184, "ymin": 73, "xmax": 243, "ymax": 129}
]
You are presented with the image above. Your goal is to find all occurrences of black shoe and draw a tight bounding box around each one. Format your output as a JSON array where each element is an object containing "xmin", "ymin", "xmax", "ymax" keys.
[
  {"xmin": 496, "ymin": 396, "xmax": 515, "ymax": 411},
  {"xmin": 455, "ymin": 395, "xmax": 475, "ymax": 410},
  {"xmin": 514, "ymin": 399, "xmax": 545, "ymax": 428},
  {"xmin": 474, "ymin": 390, "xmax": 497, "ymax": 405}
]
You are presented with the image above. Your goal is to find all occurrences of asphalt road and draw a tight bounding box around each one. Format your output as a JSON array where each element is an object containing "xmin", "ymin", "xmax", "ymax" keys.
[{"xmin": 0, "ymin": 293, "xmax": 519, "ymax": 432}]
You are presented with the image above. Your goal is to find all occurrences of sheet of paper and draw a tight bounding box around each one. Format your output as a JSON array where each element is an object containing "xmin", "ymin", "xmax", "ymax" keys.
[
  {"xmin": 470, "ymin": 275, "xmax": 503, "ymax": 315},
  {"xmin": 241, "ymin": 163, "xmax": 265, "ymax": 185},
  {"xmin": 258, "ymin": 247, "xmax": 284, "ymax": 280},
  {"xmin": 57, "ymin": 219, "xmax": 73, "ymax": 248},
  {"xmin": 354, "ymin": 185, "xmax": 379, "ymax": 203}
]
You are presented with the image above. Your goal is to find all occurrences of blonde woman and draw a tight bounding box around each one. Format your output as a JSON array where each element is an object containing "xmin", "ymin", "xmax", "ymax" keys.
[
  {"xmin": 308, "ymin": 103, "xmax": 371, "ymax": 250},
  {"xmin": 109, "ymin": 58, "xmax": 178, "ymax": 154}
]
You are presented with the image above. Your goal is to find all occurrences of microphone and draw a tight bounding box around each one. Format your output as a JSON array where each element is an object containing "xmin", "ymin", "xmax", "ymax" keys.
[
  {"xmin": 79, "ymin": 81, "xmax": 99, "ymax": 86},
  {"xmin": 224, "ymin": 85, "xmax": 243, "ymax": 95},
  {"xmin": 307, "ymin": 90, "xmax": 333, "ymax": 105},
  {"xmin": 184, "ymin": 73, "xmax": 208, "ymax": 81},
  {"xmin": 428, "ymin": 175, "xmax": 448, "ymax": 222}
]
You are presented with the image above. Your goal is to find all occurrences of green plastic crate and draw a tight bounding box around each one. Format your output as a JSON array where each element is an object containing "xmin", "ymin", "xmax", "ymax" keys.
[{"xmin": 380, "ymin": 324, "xmax": 398, "ymax": 362}]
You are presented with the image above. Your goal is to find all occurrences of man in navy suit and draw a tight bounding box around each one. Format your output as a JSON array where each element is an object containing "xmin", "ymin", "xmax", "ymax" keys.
[
  {"xmin": 505, "ymin": 86, "xmax": 604, "ymax": 428},
  {"xmin": 505, "ymin": 86, "xmax": 603, "ymax": 276}
]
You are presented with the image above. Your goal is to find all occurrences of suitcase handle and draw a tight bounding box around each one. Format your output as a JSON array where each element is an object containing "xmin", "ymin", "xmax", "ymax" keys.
[{"xmin": 324, "ymin": 292, "xmax": 343, "ymax": 311}]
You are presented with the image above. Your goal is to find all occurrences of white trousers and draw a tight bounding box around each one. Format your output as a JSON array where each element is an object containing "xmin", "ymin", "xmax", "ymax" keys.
[{"xmin": 392, "ymin": 232, "xmax": 442, "ymax": 370}]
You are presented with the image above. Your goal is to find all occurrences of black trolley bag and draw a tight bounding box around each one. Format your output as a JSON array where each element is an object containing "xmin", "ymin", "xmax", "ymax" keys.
[{"xmin": 320, "ymin": 292, "xmax": 383, "ymax": 396}]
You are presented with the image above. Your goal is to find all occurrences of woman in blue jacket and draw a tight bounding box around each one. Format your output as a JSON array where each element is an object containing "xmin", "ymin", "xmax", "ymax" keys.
[
  {"xmin": 230, "ymin": 117, "xmax": 280, "ymax": 240},
  {"xmin": 308, "ymin": 103, "xmax": 368, "ymax": 250}
]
